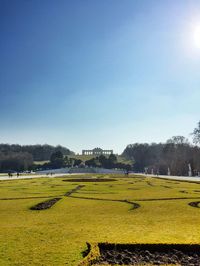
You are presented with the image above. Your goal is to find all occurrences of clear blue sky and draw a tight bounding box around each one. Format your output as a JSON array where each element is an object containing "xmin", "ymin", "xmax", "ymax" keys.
[{"xmin": 1, "ymin": 0, "xmax": 200, "ymax": 154}]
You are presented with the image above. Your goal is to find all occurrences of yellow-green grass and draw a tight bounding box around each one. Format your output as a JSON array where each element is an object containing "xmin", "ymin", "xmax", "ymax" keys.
[
  {"xmin": 34, "ymin": 160, "xmax": 50, "ymax": 165},
  {"xmin": 0, "ymin": 174, "xmax": 200, "ymax": 265}
]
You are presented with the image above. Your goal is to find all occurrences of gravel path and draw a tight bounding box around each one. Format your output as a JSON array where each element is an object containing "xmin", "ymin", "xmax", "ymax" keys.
[
  {"xmin": 0, "ymin": 173, "xmax": 79, "ymax": 181},
  {"xmin": 138, "ymin": 173, "xmax": 200, "ymax": 182}
]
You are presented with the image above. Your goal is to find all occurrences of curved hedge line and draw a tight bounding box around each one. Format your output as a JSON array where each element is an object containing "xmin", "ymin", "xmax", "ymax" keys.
[{"xmin": 78, "ymin": 242, "xmax": 100, "ymax": 266}]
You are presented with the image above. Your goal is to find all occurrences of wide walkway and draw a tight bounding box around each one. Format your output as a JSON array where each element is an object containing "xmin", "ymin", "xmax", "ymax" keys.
[
  {"xmin": 142, "ymin": 174, "xmax": 200, "ymax": 182},
  {"xmin": 0, "ymin": 173, "xmax": 72, "ymax": 181},
  {"xmin": 1, "ymin": 172, "xmax": 200, "ymax": 183}
]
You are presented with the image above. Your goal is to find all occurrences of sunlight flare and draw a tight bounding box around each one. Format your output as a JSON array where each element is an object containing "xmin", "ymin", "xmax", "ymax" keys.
[{"xmin": 192, "ymin": 24, "xmax": 200, "ymax": 49}]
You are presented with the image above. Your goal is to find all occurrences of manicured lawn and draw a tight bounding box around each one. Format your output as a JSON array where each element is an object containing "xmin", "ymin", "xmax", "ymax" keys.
[
  {"xmin": 0, "ymin": 174, "xmax": 200, "ymax": 265},
  {"xmin": 69, "ymin": 154, "xmax": 133, "ymax": 165}
]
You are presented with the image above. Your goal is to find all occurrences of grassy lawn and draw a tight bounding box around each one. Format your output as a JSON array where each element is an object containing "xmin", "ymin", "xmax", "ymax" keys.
[
  {"xmin": 0, "ymin": 174, "xmax": 200, "ymax": 265},
  {"xmin": 69, "ymin": 154, "xmax": 133, "ymax": 164},
  {"xmin": 34, "ymin": 160, "xmax": 50, "ymax": 165},
  {"xmin": 33, "ymin": 155, "xmax": 133, "ymax": 166}
]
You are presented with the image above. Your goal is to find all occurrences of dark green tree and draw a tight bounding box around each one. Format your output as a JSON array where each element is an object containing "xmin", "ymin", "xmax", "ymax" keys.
[
  {"xmin": 50, "ymin": 151, "xmax": 65, "ymax": 168},
  {"xmin": 109, "ymin": 154, "xmax": 117, "ymax": 163}
]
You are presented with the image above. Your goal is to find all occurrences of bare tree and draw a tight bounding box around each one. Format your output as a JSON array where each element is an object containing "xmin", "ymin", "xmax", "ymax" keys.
[
  {"xmin": 192, "ymin": 121, "xmax": 200, "ymax": 145},
  {"xmin": 166, "ymin": 136, "xmax": 189, "ymax": 145}
]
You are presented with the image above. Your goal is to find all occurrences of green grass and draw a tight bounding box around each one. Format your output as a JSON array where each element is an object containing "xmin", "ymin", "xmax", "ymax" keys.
[
  {"xmin": 0, "ymin": 174, "xmax": 200, "ymax": 265},
  {"xmin": 33, "ymin": 155, "xmax": 133, "ymax": 166},
  {"xmin": 34, "ymin": 160, "xmax": 50, "ymax": 165}
]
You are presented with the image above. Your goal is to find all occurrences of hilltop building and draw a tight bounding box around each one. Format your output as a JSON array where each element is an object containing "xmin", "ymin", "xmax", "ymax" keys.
[{"xmin": 82, "ymin": 147, "xmax": 113, "ymax": 156}]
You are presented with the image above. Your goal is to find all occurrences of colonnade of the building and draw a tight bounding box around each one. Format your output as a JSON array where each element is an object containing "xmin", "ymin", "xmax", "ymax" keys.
[{"xmin": 82, "ymin": 150, "xmax": 113, "ymax": 155}]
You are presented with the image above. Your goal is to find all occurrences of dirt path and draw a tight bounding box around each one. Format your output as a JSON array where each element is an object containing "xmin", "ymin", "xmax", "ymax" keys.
[{"xmin": 0, "ymin": 173, "xmax": 82, "ymax": 181}]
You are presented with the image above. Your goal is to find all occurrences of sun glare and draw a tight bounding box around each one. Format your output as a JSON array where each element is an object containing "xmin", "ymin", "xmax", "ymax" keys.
[{"xmin": 193, "ymin": 24, "xmax": 200, "ymax": 49}]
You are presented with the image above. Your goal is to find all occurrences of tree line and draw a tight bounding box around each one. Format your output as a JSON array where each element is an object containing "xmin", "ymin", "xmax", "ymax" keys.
[
  {"xmin": 1, "ymin": 121, "xmax": 200, "ymax": 174},
  {"xmin": 0, "ymin": 152, "xmax": 33, "ymax": 172},
  {"xmin": 122, "ymin": 122, "xmax": 200, "ymax": 176},
  {"xmin": 0, "ymin": 144, "xmax": 73, "ymax": 172},
  {"xmin": 40, "ymin": 152, "xmax": 132, "ymax": 171},
  {"xmin": 84, "ymin": 154, "xmax": 132, "ymax": 170},
  {"xmin": 0, "ymin": 144, "xmax": 73, "ymax": 161}
]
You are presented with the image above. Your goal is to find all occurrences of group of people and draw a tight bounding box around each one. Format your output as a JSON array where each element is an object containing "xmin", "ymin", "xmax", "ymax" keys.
[{"xmin": 8, "ymin": 172, "xmax": 20, "ymax": 178}]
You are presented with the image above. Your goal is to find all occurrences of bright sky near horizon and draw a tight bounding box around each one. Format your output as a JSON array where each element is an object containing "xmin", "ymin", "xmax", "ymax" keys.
[{"xmin": 1, "ymin": 0, "xmax": 200, "ymax": 154}]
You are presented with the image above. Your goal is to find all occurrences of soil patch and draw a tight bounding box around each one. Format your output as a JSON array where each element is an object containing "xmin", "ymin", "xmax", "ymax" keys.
[
  {"xmin": 146, "ymin": 181, "xmax": 154, "ymax": 186},
  {"xmin": 95, "ymin": 243, "xmax": 200, "ymax": 265},
  {"xmin": 188, "ymin": 201, "xmax": 200, "ymax": 208},
  {"xmin": 179, "ymin": 190, "xmax": 189, "ymax": 194},
  {"xmin": 63, "ymin": 178, "xmax": 116, "ymax": 182},
  {"xmin": 30, "ymin": 197, "xmax": 61, "ymax": 210},
  {"xmin": 65, "ymin": 185, "xmax": 85, "ymax": 196}
]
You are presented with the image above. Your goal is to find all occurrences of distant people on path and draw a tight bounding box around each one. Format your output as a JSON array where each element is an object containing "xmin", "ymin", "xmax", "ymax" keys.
[
  {"xmin": 8, "ymin": 172, "xmax": 12, "ymax": 178},
  {"xmin": 125, "ymin": 169, "xmax": 129, "ymax": 176},
  {"xmin": 7, "ymin": 172, "xmax": 20, "ymax": 178}
]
